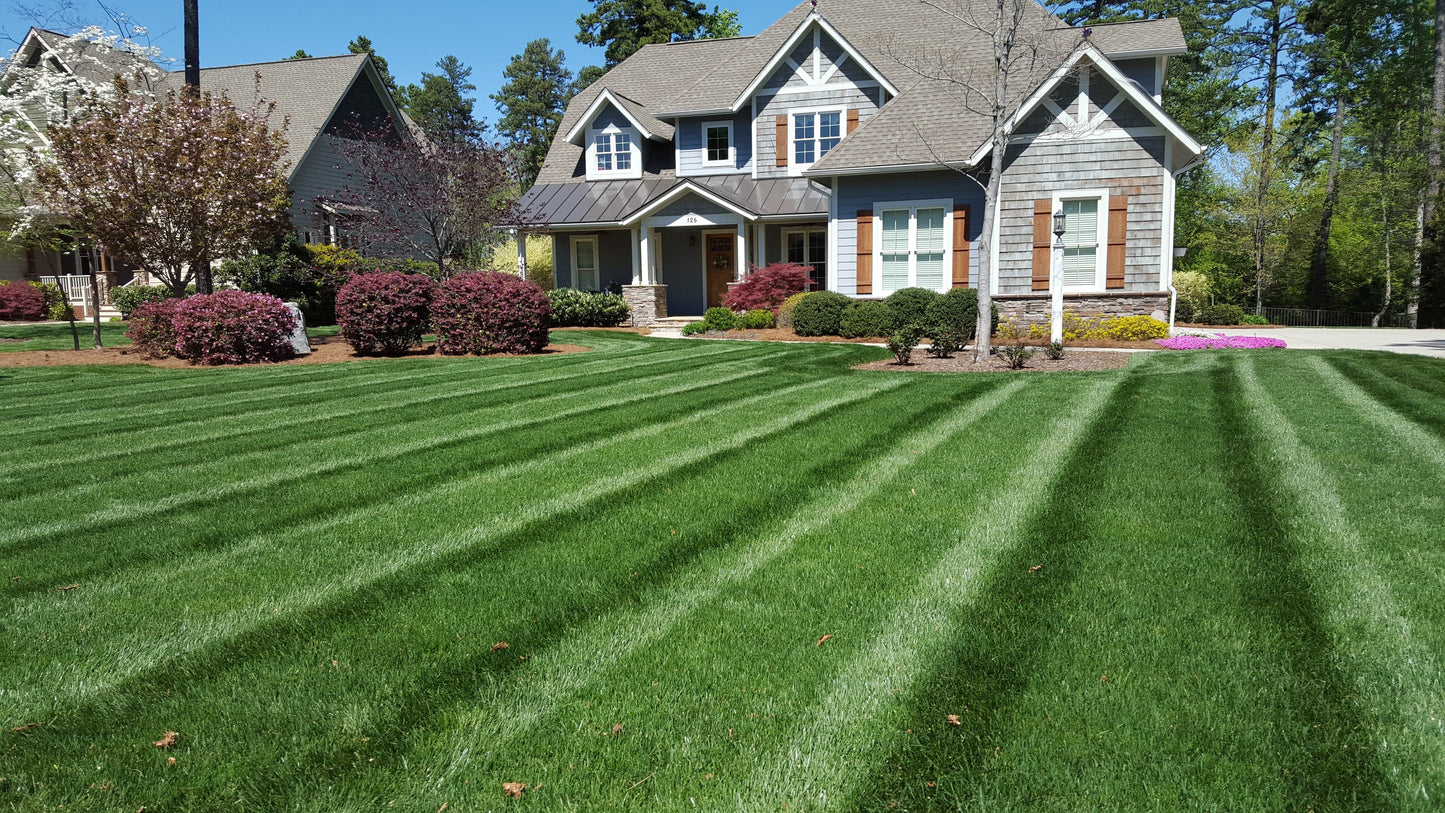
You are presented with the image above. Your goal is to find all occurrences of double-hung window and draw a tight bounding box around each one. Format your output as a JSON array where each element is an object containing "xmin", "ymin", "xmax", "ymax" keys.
[
  {"xmin": 1055, "ymin": 191, "xmax": 1107, "ymax": 290},
  {"xmin": 571, "ymin": 236, "xmax": 599, "ymax": 291},
  {"xmin": 591, "ymin": 127, "xmax": 635, "ymax": 178},
  {"xmin": 876, "ymin": 201, "xmax": 950, "ymax": 294},
  {"xmin": 784, "ymin": 227, "xmax": 828, "ymax": 290},
  {"xmin": 704, "ymin": 121, "xmax": 733, "ymax": 166},
  {"xmin": 792, "ymin": 109, "xmax": 843, "ymax": 168}
]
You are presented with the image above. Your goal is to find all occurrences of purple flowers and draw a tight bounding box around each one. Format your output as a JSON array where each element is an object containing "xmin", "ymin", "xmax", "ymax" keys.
[{"xmin": 1156, "ymin": 334, "xmax": 1288, "ymax": 350}]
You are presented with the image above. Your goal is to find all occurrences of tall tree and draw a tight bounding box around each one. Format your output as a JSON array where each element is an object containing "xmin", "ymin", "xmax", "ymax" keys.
[
  {"xmin": 348, "ymin": 35, "xmax": 399, "ymax": 101},
  {"xmin": 397, "ymin": 56, "xmax": 479, "ymax": 141},
  {"xmin": 492, "ymin": 39, "xmax": 574, "ymax": 188},
  {"xmin": 284, "ymin": 49, "xmax": 313, "ymax": 60},
  {"xmin": 576, "ymin": 0, "xmax": 721, "ymax": 67},
  {"xmin": 702, "ymin": 6, "xmax": 743, "ymax": 37}
]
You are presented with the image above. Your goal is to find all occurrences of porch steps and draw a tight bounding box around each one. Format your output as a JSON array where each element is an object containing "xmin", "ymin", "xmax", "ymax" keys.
[{"xmin": 647, "ymin": 316, "xmax": 702, "ymax": 338}]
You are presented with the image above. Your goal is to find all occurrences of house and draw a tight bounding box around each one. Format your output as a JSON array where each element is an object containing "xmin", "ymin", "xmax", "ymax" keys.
[
  {"xmin": 0, "ymin": 28, "xmax": 409, "ymax": 310},
  {"xmin": 516, "ymin": 0, "xmax": 1203, "ymax": 325}
]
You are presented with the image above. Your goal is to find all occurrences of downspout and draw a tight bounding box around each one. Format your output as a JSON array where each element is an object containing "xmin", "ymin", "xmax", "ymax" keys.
[{"xmin": 1167, "ymin": 154, "xmax": 1205, "ymax": 331}]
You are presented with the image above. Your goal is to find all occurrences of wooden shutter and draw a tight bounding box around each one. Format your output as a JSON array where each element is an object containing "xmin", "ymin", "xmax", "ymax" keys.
[
  {"xmin": 1106, "ymin": 195, "xmax": 1128, "ymax": 289},
  {"xmin": 1032, "ymin": 199, "xmax": 1052, "ymax": 291},
  {"xmin": 775, "ymin": 115, "xmax": 789, "ymax": 167},
  {"xmin": 856, "ymin": 210, "xmax": 873, "ymax": 295},
  {"xmin": 846, "ymin": 109, "xmax": 860, "ymax": 135},
  {"xmin": 952, "ymin": 204, "xmax": 971, "ymax": 288}
]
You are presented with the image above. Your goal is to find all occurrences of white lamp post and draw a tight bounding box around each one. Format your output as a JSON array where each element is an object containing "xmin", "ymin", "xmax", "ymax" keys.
[{"xmin": 1050, "ymin": 210, "xmax": 1067, "ymax": 345}]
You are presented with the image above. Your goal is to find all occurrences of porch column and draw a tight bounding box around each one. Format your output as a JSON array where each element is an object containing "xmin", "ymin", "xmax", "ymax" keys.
[
  {"xmin": 514, "ymin": 230, "xmax": 527, "ymax": 281},
  {"xmin": 736, "ymin": 224, "xmax": 748, "ymax": 281},
  {"xmin": 640, "ymin": 227, "xmax": 654, "ymax": 284},
  {"xmin": 755, "ymin": 224, "xmax": 767, "ymax": 268}
]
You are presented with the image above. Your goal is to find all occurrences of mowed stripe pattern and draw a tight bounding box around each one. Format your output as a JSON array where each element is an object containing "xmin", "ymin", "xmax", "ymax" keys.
[{"xmin": 0, "ymin": 335, "xmax": 1442, "ymax": 810}]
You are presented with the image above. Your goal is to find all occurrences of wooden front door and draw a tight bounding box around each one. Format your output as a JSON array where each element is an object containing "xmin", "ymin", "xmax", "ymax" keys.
[{"xmin": 705, "ymin": 232, "xmax": 735, "ymax": 308}]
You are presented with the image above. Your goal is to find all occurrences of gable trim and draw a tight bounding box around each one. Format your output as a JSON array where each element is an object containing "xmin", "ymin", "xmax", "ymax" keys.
[
  {"xmin": 728, "ymin": 13, "xmax": 898, "ymax": 114},
  {"xmin": 619, "ymin": 181, "xmax": 756, "ymax": 226},
  {"xmin": 563, "ymin": 88, "xmax": 667, "ymax": 145}
]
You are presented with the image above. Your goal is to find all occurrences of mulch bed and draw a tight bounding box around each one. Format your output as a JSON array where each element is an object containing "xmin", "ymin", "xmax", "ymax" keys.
[
  {"xmin": 0, "ymin": 334, "xmax": 589, "ymax": 369},
  {"xmin": 854, "ymin": 350, "xmax": 1134, "ymax": 373}
]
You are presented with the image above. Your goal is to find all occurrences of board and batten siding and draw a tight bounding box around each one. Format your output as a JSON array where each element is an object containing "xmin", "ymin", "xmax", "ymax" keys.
[
  {"xmin": 996, "ymin": 135, "xmax": 1167, "ymax": 295},
  {"xmin": 833, "ymin": 171, "xmax": 987, "ymax": 296},
  {"xmin": 676, "ymin": 108, "xmax": 754, "ymax": 176}
]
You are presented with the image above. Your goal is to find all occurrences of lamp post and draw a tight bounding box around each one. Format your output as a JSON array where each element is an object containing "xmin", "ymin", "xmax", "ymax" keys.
[{"xmin": 1050, "ymin": 209, "xmax": 1067, "ymax": 345}]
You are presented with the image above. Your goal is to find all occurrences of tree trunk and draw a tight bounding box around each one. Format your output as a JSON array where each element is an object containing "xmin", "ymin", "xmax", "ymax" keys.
[
  {"xmin": 87, "ymin": 250, "xmax": 103, "ymax": 349},
  {"xmin": 1374, "ymin": 192, "xmax": 1392, "ymax": 327},
  {"xmin": 194, "ymin": 251, "xmax": 212, "ymax": 295},
  {"xmin": 1308, "ymin": 90, "xmax": 1347, "ymax": 310},
  {"xmin": 1252, "ymin": 6, "xmax": 1283, "ymax": 317},
  {"xmin": 974, "ymin": 0, "xmax": 1018, "ymax": 362}
]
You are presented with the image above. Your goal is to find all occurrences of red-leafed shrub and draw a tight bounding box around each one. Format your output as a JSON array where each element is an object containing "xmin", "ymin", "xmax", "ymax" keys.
[
  {"xmin": 0, "ymin": 281, "xmax": 48, "ymax": 321},
  {"xmin": 723, "ymin": 263, "xmax": 811, "ymax": 313},
  {"xmin": 125, "ymin": 299, "xmax": 185, "ymax": 358},
  {"xmin": 433, "ymin": 271, "xmax": 551, "ymax": 355},
  {"xmin": 336, "ymin": 271, "xmax": 437, "ymax": 355},
  {"xmin": 172, "ymin": 290, "xmax": 297, "ymax": 365}
]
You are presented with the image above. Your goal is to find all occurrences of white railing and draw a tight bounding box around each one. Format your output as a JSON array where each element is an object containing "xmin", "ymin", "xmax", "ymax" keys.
[{"xmin": 40, "ymin": 274, "xmax": 108, "ymax": 305}]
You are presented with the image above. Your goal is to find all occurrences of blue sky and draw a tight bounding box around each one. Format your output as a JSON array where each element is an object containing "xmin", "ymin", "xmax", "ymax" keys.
[{"xmin": 1, "ymin": 0, "xmax": 793, "ymax": 125}]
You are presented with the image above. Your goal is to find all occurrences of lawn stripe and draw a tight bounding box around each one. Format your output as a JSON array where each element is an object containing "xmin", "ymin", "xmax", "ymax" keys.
[
  {"xmin": 2, "ymin": 377, "xmax": 903, "ymax": 718},
  {"xmin": 742, "ymin": 374, "xmax": 1122, "ymax": 808},
  {"xmin": 409, "ymin": 378, "xmax": 1031, "ymax": 784},
  {"xmin": 0, "ymin": 351, "xmax": 789, "ymax": 549},
  {"xmin": 1306, "ymin": 356, "xmax": 1445, "ymax": 469},
  {"xmin": 1238, "ymin": 356, "xmax": 1445, "ymax": 804}
]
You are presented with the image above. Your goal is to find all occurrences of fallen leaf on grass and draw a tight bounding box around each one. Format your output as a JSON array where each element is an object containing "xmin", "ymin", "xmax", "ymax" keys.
[
  {"xmin": 153, "ymin": 731, "xmax": 178, "ymax": 749},
  {"xmin": 502, "ymin": 782, "xmax": 525, "ymax": 798},
  {"xmin": 1028, "ymin": 565, "xmax": 1043, "ymax": 573},
  {"xmin": 946, "ymin": 715, "xmax": 961, "ymax": 726},
  {"xmin": 437, "ymin": 804, "xmax": 448, "ymax": 812},
  {"xmin": 58, "ymin": 583, "xmax": 79, "ymax": 592},
  {"xmin": 12, "ymin": 723, "xmax": 36, "ymax": 732},
  {"xmin": 491, "ymin": 642, "xmax": 509, "ymax": 652},
  {"xmin": 1100, "ymin": 675, "xmax": 1109, "ymax": 683},
  {"xmin": 612, "ymin": 723, "xmax": 624, "ymax": 736},
  {"xmin": 927, "ymin": 781, "xmax": 937, "ymax": 788},
  {"xmin": 816, "ymin": 634, "xmax": 833, "ymax": 646},
  {"xmin": 9, "ymin": 576, "xmax": 18, "ymax": 581},
  {"xmin": 166, "ymin": 757, "xmax": 176, "ymax": 767}
]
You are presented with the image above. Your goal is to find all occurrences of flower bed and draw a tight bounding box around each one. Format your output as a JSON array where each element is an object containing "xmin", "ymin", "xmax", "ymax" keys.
[{"xmin": 1156, "ymin": 334, "xmax": 1287, "ymax": 350}]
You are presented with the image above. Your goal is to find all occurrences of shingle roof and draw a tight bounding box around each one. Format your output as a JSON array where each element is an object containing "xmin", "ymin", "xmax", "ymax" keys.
[
  {"xmin": 1074, "ymin": 18, "xmax": 1187, "ymax": 56},
  {"xmin": 518, "ymin": 176, "xmax": 828, "ymax": 226},
  {"xmin": 27, "ymin": 28, "xmax": 167, "ymax": 89}
]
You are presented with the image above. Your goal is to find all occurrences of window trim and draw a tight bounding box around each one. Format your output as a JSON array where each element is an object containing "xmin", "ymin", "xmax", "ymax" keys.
[
  {"xmin": 701, "ymin": 119, "xmax": 735, "ymax": 167},
  {"xmin": 586, "ymin": 123, "xmax": 642, "ymax": 180},
  {"xmin": 570, "ymin": 235, "xmax": 600, "ymax": 291},
  {"xmin": 781, "ymin": 226, "xmax": 828, "ymax": 290},
  {"xmin": 1050, "ymin": 188, "xmax": 1109, "ymax": 292},
  {"xmin": 870, "ymin": 198, "xmax": 954, "ymax": 295},
  {"xmin": 787, "ymin": 105, "xmax": 847, "ymax": 177}
]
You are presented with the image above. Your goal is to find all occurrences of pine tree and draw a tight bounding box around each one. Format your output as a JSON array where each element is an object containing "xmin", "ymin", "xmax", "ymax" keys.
[
  {"xmin": 398, "ymin": 56, "xmax": 479, "ymax": 142},
  {"xmin": 576, "ymin": 0, "xmax": 715, "ymax": 66},
  {"xmin": 491, "ymin": 39, "xmax": 574, "ymax": 188},
  {"xmin": 348, "ymin": 35, "xmax": 399, "ymax": 101}
]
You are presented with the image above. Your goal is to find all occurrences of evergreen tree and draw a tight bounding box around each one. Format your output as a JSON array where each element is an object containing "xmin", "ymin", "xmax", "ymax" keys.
[
  {"xmin": 576, "ymin": 0, "xmax": 738, "ymax": 67},
  {"xmin": 398, "ymin": 56, "xmax": 479, "ymax": 142},
  {"xmin": 491, "ymin": 39, "xmax": 574, "ymax": 188},
  {"xmin": 284, "ymin": 49, "xmax": 312, "ymax": 60},
  {"xmin": 571, "ymin": 65, "xmax": 609, "ymax": 94}
]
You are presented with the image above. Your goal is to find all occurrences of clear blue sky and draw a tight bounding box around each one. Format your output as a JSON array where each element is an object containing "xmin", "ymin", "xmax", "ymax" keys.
[{"xmin": 1, "ymin": 0, "xmax": 793, "ymax": 125}]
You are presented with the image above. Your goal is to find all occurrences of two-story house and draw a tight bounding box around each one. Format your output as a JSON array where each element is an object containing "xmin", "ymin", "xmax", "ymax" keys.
[{"xmin": 517, "ymin": 0, "xmax": 1203, "ymax": 326}]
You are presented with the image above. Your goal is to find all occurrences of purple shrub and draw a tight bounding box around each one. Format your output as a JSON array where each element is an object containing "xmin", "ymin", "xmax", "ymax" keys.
[
  {"xmin": 172, "ymin": 290, "xmax": 297, "ymax": 365},
  {"xmin": 433, "ymin": 271, "xmax": 552, "ymax": 355},
  {"xmin": 1156, "ymin": 333, "xmax": 1288, "ymax": 350},
  {"xmin": 125, "ymin": 299, "xmax": 185, "ymax": 358},
  {"xmin": 0, "ymin": 281, "xmax": 48, "ymax": 321},
  {"xmin": 336, "ymin": 271, "xmax": 438, "ymax": 355}
]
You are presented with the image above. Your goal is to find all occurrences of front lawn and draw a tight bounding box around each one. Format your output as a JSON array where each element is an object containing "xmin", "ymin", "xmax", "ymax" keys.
[{"xmin": 0, "ymin": 333, "xmax": 1441, "ymax": 810}]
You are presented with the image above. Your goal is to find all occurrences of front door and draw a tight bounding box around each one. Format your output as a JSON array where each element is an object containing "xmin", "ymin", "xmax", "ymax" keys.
[{"xmin": 705, "ymin": 232, "xmax": 735, "ymax": 308}]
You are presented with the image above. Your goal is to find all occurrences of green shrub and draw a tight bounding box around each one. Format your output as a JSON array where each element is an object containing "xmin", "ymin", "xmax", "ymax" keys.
[
  {"xmin": 703, "ymin": 307, "xmax": 738, "ymax": 331},
  {"xmin": 887, "ymin": 326, "xmax": 921, "ymax": 364},
  {"xmin": 32, "ymin": 282, "xmax": 70, "ymax": 321},
  {"xmin": 112, "ymin": 285, "xmax": 188, "ymax": 319},
  {"xmin": 1046, "ymin": 341, "xmax": 1066, "ymax": 360},
  {"xmin": 926, "ymin": 323, "xmax": 968, "ymax": 358},
  {"xmin": 838, "ymin": 300, "xmax": 895, "ymax": 339},
  {"xmin": 791, "ymin": 291, "xmax": 851, "ymax": 336},
  {"xmin": 1173, "ymin": 270, "xmax": 1210, "ymax": 320},
  {"xmin": 1198, "ymin": 303, "xmax": 1246, "ymax": 326},
  {"xmin": 998, "ymin": 339, "xmax": 1033, "ymax": 370},
  {"xmin": 884, "ymin": 287, "xmax": 941, "ymax": 329},
  {"xmin": 681, "ymin": 321, "xmax": 711, "ymax": 336},
  {"xmin": 739, "ymin": 309, "xmax": 774, "ymax": 330},
  {"xmin": 925, "ymin": 287, "xmax": 979, "ymax": 336},
  {"xmin": 547, "ymin": 289, "xmax": 630, "ymax": 327},
  {"xmin": 776, "ymin": 292, "xmax": 809, "ymax": 330},
  {"xmin": 1240, "ymin": 314, "xmax": 1270, "ymax": 325}
]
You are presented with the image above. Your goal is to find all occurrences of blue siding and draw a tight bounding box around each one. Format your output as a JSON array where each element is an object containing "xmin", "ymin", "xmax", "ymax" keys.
[
  {"xmin": 1114, "ymin": 58, "xmax": 1159, "ymax": 97},
  {"xmin": 676, "ymin": 108, "xmax": 753, "ymax": 176},
  {"xmin": 659, "ymin": 227, "xmax": 706, "ymax": 315},
  {"xmin": 553, "ymin": 230, "xmax": 634, "ymax": 291},
  {"xmin": 833, "ymin": 172, "xmax": 988, "ymax": 296}
]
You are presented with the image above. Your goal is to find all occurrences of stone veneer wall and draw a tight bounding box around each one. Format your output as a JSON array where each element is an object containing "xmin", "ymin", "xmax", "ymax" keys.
[
  {"xmin": 993, "ymin": 292, "xmax": 1171, "ymax": 328},
  {"xmin": 622, "ymin": 285, "xmax": 668, "ymax": 327}
]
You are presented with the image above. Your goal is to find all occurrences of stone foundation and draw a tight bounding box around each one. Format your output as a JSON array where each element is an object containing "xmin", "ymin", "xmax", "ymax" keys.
[
  {"xmin": 994, "ymin": 291, "xmax": 1171, "ymax": 328},
  {"xmin": 622, "ymin": 285, "xmax": 668, "ymax": 327}
]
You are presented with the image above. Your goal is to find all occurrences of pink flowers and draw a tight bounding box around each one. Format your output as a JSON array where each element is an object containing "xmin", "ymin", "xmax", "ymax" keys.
[{"xmin": 1156, "ymin": 334, "xmax": 1288, "ymax": 350}]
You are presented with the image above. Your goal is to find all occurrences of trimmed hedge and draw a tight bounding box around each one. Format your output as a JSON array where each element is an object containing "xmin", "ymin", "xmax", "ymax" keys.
[
  {"xmin": 336, "ymin": 272, "xmax": 438, "ymax": 355},
  {"xmin": 776, "ymin": 292, "xmax": 809, "ymax": 330},
  {"xmin": 839, "ymin": 300, "xmax": 895, "ymax": 339},
  {"xmin": 703, "ymin": 307, "xmax": 739, "ymax": 331},
  {"xmin": 112, "ymin": 285, "xmax": 188, "ymax": 319},
  {"xmin": 1197, "ymin": 303, "xmax": 1247, "ymax": 325},
  {"xmin": 172, "ymin": 291, "xmax": 297, "ymax": 365},
  {"xmin": 0, "ymin": 281, "xmax": 48, "ymax": 321},
  {"xmin": 925, "ymin": 287, "xmax": 981, "ymax": 337},
  {"xmin": 547, "ymin": 289, "xmax": 630, "ymax": 327},
  {"xmin": 885, "ymin": 287, "xmax": 941, "ymax": 329},
  {"xmin": 433, "ymin": 271, "xmax": 552, "ymax": 355},
  {"xmin": 739, "ymin": 309, "xmax": 774, "ymax": 329},
  {"xmin": 125, "ymin": 299, "xmax": 185, "ymax": 358},
  {"xmin": 791, "ymin": 291, "xmax": 852, "ymax": 336}
]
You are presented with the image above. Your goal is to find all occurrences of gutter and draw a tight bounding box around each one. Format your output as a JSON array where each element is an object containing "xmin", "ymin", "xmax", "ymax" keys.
[{"xmin": 1167, "ymin": 154, "xmax": 1206, "ymax": 330}]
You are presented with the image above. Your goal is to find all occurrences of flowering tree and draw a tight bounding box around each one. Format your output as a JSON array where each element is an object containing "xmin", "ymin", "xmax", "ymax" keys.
[{"xmin": 30, "ymin": 79, "xmax": 292, "ymax": 297}]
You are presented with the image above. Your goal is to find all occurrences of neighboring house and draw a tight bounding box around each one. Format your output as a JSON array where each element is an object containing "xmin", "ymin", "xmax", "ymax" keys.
[
  {"xmin": 0, "ymin": 28, "xmax": 408, "ymax": 306},
  {"xmin": 517, "ymin": 0, "xmax": 1203, "ymax": 324}
]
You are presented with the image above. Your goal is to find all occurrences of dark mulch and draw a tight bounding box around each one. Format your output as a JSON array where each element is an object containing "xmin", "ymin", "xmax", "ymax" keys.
[{"xmin": 853, "ymin": 350, "xmax": 1136, "ymax": 373}]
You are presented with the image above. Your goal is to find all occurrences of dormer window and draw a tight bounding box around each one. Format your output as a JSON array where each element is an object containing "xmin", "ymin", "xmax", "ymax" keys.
[
  {"xmin": 588, "ymin": 124, "xmax": 641, "ymax": 180},
  {"xmin": 791, "ymin": 108, "xmax": 844, "ymax": 170}
]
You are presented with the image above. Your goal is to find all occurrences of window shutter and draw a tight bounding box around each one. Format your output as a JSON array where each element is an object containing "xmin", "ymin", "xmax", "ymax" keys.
[
  {"xmin": 952, "ymin": 205, "xmax": 971, "ymax": 288},
  {"xmin": 1107, "ymin": 195, "xmax": 1128, "ymax": 289},
  {"xmin": 775, "ymin": 115, "xmax": 789, "ymax": 167},
  {"xmin": 856, "ymin": 210, "xmax": 873, "ymax": 295},
  {"xmin": 846, "ymin": 109, "xmax": 860, "ymax": 135},
  {"xmin": 1032, "ymin": 199, "xmax": 1052, "ymax": 291}
]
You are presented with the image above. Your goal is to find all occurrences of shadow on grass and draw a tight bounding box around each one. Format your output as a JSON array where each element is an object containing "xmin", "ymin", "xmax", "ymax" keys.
[{"xmin": 1322, "ymin": 354, "xmax": 1445, "ymax": 439}]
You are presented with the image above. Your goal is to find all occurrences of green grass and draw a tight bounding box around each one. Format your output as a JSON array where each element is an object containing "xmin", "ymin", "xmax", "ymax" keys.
[
  {"xmin": 0, "ymin": 323, "xmax": 341, "ymax": 352},
  {"xmin": 0, "ymin": 332, "xmax": 1442, "ymax": 811}
]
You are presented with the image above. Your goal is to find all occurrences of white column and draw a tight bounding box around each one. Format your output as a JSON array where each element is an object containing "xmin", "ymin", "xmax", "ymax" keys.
[
  {"xmin": 1051, "ymin": 234, "xmax": 1064, "ymax": 345},
  {"xmin": 756, "ymin": 223, "xmax": 768, "ymax": 268},
  {"xmin": 640, "ymin": 227, "xmax": 654, "ymax": 285},
  {"xmin": 736, "ymin": 224, "xmax": 748, "ymax": 281},
  {"xmin": 630, "ymin": 227, "xmax": 642, "ymax": 285},
  {"xmin": 514, "ymin": 230, "xmax": 528, "ymax": 281}
]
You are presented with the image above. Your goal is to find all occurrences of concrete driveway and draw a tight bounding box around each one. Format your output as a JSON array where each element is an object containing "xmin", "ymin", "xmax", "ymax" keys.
[{"xmin": 1207, "ymin": 327, "xmax": 1445, "ymax": 358}]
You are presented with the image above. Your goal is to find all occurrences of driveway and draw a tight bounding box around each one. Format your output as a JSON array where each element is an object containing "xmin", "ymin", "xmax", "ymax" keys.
[{"xmin": 1207, "ymin": 327, "xmax": 1445, "ymax": 358}]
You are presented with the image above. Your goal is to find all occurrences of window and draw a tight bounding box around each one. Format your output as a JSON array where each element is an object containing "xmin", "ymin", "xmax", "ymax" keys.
[
  {"xmin": 1053, "ymin": 191, "xmax": 1108, "ymax": 290},
  {"xmin": 792, "ymin": 109, "xmax": 843, "ymax": 168},
  {"xmin": 590, "ymin": 127, "xmax": 637, "ymax": 179},
  {"xmin": 784, "ymin": 227, "xmax": 827, "ymax": 290},
  {"xmin": 875, "ymin": 200, "xmax": 952, "ymax": 294},
  {"xmin": 704, "ymin": 121, "xmax": 732, "ymax": 165},
  {"xmin": 571, "ymin": 236, "xmax": 599, "ymax": 291}
]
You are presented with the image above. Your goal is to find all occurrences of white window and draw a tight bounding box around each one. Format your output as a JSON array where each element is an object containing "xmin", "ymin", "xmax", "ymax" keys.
[
  {"xmin": 703, "ymin": 120, "xmax": 733, "ymax": 166},
  {"xmin": 1052, "ymin": 189, "xmax": 1109, "ymax": 291},
  {"xmin": 783, "ymin": 227, "xmax": 827, "ymax": 290},
  {"xmin": 873, "ymin": 199, "xmax": 952, "ymax": 294},
  {"xmin": 588, "ymin": 125, "xmax": 639, "ymax": 179},
  {"xmin": 571, "ymin": 236, "xmax": 599, "ymax": 291},
  {"xmin": 790, "ymin": 108, "xmax": 844, "ymax": 171}
]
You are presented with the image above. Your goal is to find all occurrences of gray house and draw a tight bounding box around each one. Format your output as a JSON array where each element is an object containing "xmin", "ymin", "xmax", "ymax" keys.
[{"xmin": 517, "ymin": 0, "xmax": 1203, "ymax": 324}]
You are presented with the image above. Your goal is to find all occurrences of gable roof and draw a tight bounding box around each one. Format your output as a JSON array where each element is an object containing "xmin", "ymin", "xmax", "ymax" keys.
[
  {"xmin": 714, "ymin": 12, "xmax": 899, "ymax": 116},
  {"xmin": 561, "ymin": 87, "xmax": 673, "ymax": 144}
]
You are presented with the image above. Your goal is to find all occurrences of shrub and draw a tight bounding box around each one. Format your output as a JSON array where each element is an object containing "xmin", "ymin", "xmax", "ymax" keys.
[
  {"xmin": 1173, "ymin": 270, "xmax": 1210, "ymax": 320},
  {"xmin": 887, "ymin": 326, "xmax": 921, "ymax": 364},
  {"xmin": 723, "ymin": 263, "xmax": 811, "ymax": 313},
  {"xmin": 927, "ymin": 324, "xmax": 969, "ymax": 358},
  {"xmin": 681, "ymin": 321, "xmax": 711, "ymax": 336},
  {"xmin": 335, "ymin": 271, "xmax": 438, "ymax": 355},
  {"xmin": 1100, "ymin": 315, "xmax": 1170, "ymax": 341},
  {"xmin": 1240, "ymin": 314, "xmax": 1270, "ymax": 325},
  {"xmin": 703, "ymin": 306, "xmax": 739, "ymax": 331},
  {"xmin": 485, "ymin": 235, "xmax": 555, "ymax": 291},
  {"xmin": 433, "ymin": 271, "xmax": 552, "ymax": 355},
  {"xmin": 217, "ymin": 239, "xmax": 354, "ymax": 326},
  {"xmin": 776, "ymin": 292, "xmax": 809, "ymax": 330},
  {"xmin": 30, "ymin": 282, "xmax": 70, "ymax": 321},
  {"xmin": 739, "ymin": 309, "xmax": 774, "ymax": 329},
  {"xmin": 838, "ymin": 300, "xmax": 895, "ymax": 339},
  {"xmin": 791, "ymin": 291, "xmax": 852, "ymax": 336},
  {"xmin": 547, "ymin": 289, "xmax": 630, "ymax": 327},
  {"xmin": 925, "ymin": 287, "xmax": 980, "ymax": 336},
  {"xmin": 0, "ymin": 281, "xmax": 48, "ymax": 321},
  {"xmin": 1197, "ymin": 303, "xmax": 1247, "ymax": 326},
  {"xmin": 125, "ymin": 299, "xmax": 185, "ymax": 358},
  {"xmin": 172, "ymin": 291, "xmax": 297, "ymax": 365},
  {"xmin": 998, "ymin": 340, "xmax": 1034, "ymax": 370},
  {"xmin": 885, "ymin": 288, "xmax": 941, "ymax": 330},
  {"xmin": 112, "ymin": 284, "xmax": 185, "ymax": 319},
  {"xmin": 1046, "ymin": 341, "xmax": 1066, "ymax": 360}
]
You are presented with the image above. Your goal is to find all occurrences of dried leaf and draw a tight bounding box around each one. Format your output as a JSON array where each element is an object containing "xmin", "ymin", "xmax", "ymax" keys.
[
  {"xmin": 58, "ymin": 583, "xmax": 79, "ymax": 591},
  {"xmin": 491, "ymin": 641, "xmax": 509, "ymax": 652},
  {"xmin": 9, "ymin": 576, "xmax": 18, "ymax": 581},
  {"xmin": 502, "ymin": 782, "xmax": 525, "ymax": 798},
  {"xmin": 946, "ymin": 714, "xmax": 961, "ymax": 726},
  {"xmin": 12, "ymin": 723, "xmax": 36, "ymax": 732},
  {"xmin": 612, "ymin": 723, "xmax": 624, "ymax": 736},
  {"xmin": 153, "ymin": 731, "xmax": 178, "ymax": 749},
  {"xmin": 927, "ymin": 781, "xmax": 937, "ymax": 788},
  {"xmin": 166, "ymin": 757, "xmax": 176, "ymax": 767},
  {"xmin": 437, "ymin": 804, "xmax": 448, "ymax": 812},
  {"xmin": 1100, "ymin": 675, "xmax": 1109, "ymax": 683},
  {"xmin": 1028, "ymin": 565, "xmax": 1043, "ymax": 573},
  {"xmin": 816, "ymin": 634, "xmax": 834, "ymax": 646}
]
